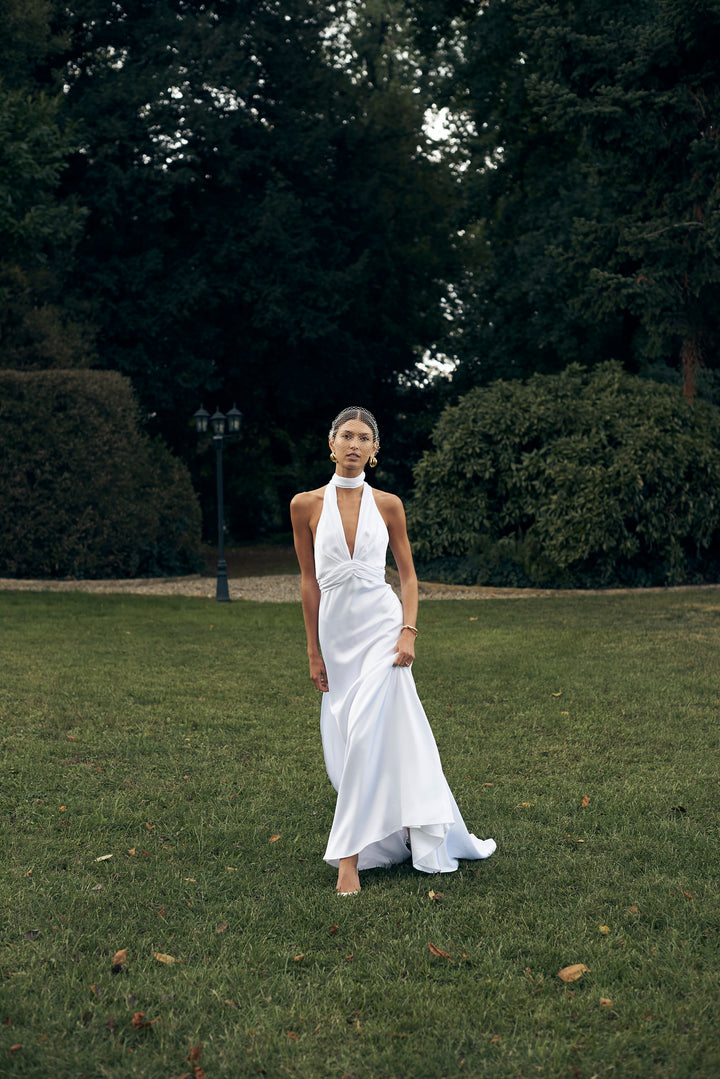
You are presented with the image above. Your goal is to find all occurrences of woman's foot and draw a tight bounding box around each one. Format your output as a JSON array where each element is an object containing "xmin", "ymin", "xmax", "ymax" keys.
[{"xmin": 336, "ymin": 854, "xmax": 360, "ymax": 895}]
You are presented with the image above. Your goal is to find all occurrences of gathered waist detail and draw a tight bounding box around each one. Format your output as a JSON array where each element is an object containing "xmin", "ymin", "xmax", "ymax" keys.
[{"xmin": 317, "ymin": 560, "xmax": 387, "ymax": 594}]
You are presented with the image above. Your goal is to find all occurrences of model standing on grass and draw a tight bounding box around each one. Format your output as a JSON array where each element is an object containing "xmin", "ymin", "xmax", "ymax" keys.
[{"xmin": 290, "ymin": 406, "xmax": 496, "ymax": 895}]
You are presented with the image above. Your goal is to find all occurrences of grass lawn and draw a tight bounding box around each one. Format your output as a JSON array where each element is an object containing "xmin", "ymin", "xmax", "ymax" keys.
[{"xmin": 0, "ymin": 588, "xmax": 718, "ymax": 1079}]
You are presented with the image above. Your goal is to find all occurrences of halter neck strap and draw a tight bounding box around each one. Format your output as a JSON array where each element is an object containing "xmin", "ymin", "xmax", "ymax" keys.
[{"xmin": 329, "ymin": 472, "xmax": 365, "ymax": 489}]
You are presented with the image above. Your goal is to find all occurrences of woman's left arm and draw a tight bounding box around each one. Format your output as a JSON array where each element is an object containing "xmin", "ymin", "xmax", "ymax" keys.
[{"xmin": 385, "ymin": 495, "xmax": 419, "ymax": 667}]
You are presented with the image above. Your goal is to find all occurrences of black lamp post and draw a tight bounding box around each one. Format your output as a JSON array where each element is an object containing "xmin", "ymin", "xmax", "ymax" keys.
[{"xmin": 193, "ymin": 403, "xmax": 243, "ymax": 602}]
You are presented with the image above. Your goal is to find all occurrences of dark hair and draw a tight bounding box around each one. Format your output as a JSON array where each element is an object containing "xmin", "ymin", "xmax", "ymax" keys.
[{"xmin": 329, "ymin": 406, "xmax": 379, "ymax": 443}]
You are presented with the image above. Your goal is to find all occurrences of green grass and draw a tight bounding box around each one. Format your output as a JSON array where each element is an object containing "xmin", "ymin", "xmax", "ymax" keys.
[{"xmin": 1, "ymin": 589, "xmax": 719, "ymax": 1078}]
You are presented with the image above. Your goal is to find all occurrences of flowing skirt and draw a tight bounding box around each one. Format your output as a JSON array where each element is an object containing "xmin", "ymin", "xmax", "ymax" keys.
[{"xmin": 319, "ymin": 573, "xmax": 496, "ymax": 873}]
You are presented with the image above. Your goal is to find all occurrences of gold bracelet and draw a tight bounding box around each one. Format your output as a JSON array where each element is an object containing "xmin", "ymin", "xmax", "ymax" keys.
[{"xmin": 401, "ymin": 624, "xmax": 419, "ymax": 637}]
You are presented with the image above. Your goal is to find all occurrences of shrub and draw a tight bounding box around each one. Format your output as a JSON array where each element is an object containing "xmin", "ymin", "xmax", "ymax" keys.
[
  {"xmin": 408, "ymin": 362, "xmax": 720, "ymax": 588},
  {"xmin": 0, "ymin": 370, "xmax": 203, "ymax": 578}
]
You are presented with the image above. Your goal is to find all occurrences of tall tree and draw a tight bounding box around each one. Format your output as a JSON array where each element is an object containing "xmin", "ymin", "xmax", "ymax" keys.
[
  {"xmin": 0, "ymin": 0, "xmax": 91, "ymax": 369},
  {"xmin": 46, "ymin": 0, "xmax": 462, "ymax": 534},
  {"xmin": 443, "ymin": 0, "xmax": 720, "ymax": 397}
]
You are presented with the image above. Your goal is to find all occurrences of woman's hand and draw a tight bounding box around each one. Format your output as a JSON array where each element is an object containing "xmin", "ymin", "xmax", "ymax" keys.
[
  {"xmin": 393, "ymin": 629, "xmax": 416, "ymax": 668},
  {"xmin": 310, "ymin": 655, "xmax": 329, "ymax": 692}
]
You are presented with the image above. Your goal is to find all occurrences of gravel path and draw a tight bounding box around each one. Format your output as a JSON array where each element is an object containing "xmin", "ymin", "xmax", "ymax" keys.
[
  {"xmin": 0, "ymin": 572, "xmax": 542, "ymax": 602},
  {"xmin": 0, "ymin": 573, "xmax": 303, "ymax": 602},
  {"xmin": 1, "ymin": 572, "xmax": 717, "ymax": 602}
]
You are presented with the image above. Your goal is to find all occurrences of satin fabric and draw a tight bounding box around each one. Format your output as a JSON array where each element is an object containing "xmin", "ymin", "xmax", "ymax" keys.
[{"xmin": 315, "ymin": 477, "xmax": 496, "ymax": 873}]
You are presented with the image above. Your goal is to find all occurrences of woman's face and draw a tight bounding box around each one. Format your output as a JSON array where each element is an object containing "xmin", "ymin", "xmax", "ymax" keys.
[{"xmin": 330, "ymin": 420, "xmax": 378, "ymax": 470}]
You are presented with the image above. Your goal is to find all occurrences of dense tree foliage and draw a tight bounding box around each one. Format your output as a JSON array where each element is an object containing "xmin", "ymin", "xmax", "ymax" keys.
[
  {"xmin": 3, "ymin": 0, "xmax": 720, "ymax": 555},
  {"xmin": 408, "ymin": 363, "xmax": 720, "ymax": 587},
  {"xmin": 441, "ymin": 0, "xmax": 720, "ymax": 396},
  {"xmin": 0, "ymin": 0, "xmax": 92, "ymax": 370},
  {"xmin": 38, "ymin": 0, "xmax": 461, "ymax": 534}
]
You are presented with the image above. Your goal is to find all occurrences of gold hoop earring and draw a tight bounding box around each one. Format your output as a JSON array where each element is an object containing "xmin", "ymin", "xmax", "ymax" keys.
[
  {"xmin": 369, "ymin": 455, "xmax": 378, "ymax": 468},
  {"xmin": 330, "ymin": 451, "xmax": 337, "ymax": 463}
]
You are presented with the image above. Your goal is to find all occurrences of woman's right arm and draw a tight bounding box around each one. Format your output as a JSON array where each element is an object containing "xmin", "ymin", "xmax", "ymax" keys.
[{"xmin": 290, "ymin": 492, "xmax": 329, "ymax": 693}]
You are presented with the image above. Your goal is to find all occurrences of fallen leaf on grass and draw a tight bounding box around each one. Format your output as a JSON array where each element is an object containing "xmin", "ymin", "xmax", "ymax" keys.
[
  {"xmin": 428, "ymin": 942, "xmax": 454, "ymax": 962},
  {"xmin": 153, "ymin": 952, "xmax": 179, "ymax": 965},
  {"xmin": 599, "ymin": 998, "xmax": 613, "ymax": 1008},
  {"xmin": 489, "ymin": 1035, "xmax": 501, "ymax": 1045},
  {"xmin": 581, "ymin": 795, "xmax": 590, "ymax": 809},
  {"xmin": 189, "ymin": 1041, "xmax": 204, "ymax": 1079},
  {"xmin": 627, "ymin": 905, "xmax": 640, "ymax": 914},
  {"xmin": 9, "ymin": 1044, "xmax": 22, "ymax": 1056},
  {"xmin": 66, "ymin": 733, "xmax": 77, "ymax": 742},
  {"xmin": 551, "ymin": 691, "xmax": 562, "ymax": 698},
  {"xmin": 329, "ymin": 924, "xmax": 339, "ymax": 936},
  {"xmin": 23, "ymin": 930, "xmax": 41, "ymax": 941},
  {"xmin": 95, "ymin": 854, "xmax": 113, "ymax": 862},
  {"xmin": 558, "ymin": 964, "xmax": 590, "ymax": 983},
  {"xmin": 90, "ymin": 984, "xmax": 103, "ymax": 998},
  {"xmin": 286, "ymin": 1031, "xmax": 299, "ymax": 1040},
  {"xmin": 128, "ymin": 848, "xmax": 136, "ymax": 856},
  {"xmin": 105, "ymin": 1017, "xmax": 115, "ymax": 1033},
  {"xmin": 111, "ymin": 948, "xmax": 127, "ymax": 972},
  {"xmin": 269, "ymin": 835, "xmax": 281, "ymax": 843},
  {"xmin": 599, "ymin": 926, "xmax": 610, "ymax": 935},
  {"xmin": 132, "ymin": 1011, "xmax": 159, "ymax": 1030},
  {"xmin": 293, "ymin": 954, "xmax": 305, "ymax": 962},
  {"xmin": 683, "ymin": 892, "xmax": 693, "ymax": 900},
  {"xmin": 428, "ymin": 890, "xmax": 444, "ymax": 903},
  {"xmin": 216, "ymin": 922, "xmax": 228, "ymax": 935}
]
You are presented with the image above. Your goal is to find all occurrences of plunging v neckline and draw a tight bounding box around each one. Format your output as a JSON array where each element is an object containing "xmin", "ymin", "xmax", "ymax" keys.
[{"xmin": 334, "ymin": 482, "xmax": 365, "ymax": 560}]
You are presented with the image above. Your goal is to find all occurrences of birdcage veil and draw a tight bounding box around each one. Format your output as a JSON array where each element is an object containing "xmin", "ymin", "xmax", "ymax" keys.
[{"xmin": 328, "ymin": 406, "xmax": 379, "ymax": 443}]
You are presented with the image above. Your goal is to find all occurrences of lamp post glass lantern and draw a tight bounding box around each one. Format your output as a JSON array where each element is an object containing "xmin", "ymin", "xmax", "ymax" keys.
[
  {"xmin": 193, "ymin": 406, "xmax": 210, "ymax": 435},
  {"xmin": 211, "ymin": 408, "xmax": 226, "ymax": 437},
  {"xmin": 193, "ymin": 403, "xmax": 242, "ymax": 602}
]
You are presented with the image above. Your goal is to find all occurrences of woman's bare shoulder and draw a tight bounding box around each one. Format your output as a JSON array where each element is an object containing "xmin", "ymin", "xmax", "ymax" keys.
[
  {"xmin": 371, "ymin": 487, "xmax": 404, "ymax": 510},
  {"xmin": 290, "ymin": 487, "xmax": 326, "ymax": 514},
  {"xmin": 371, "ymin": 487, "xmax": 405, "ymax": 522}
]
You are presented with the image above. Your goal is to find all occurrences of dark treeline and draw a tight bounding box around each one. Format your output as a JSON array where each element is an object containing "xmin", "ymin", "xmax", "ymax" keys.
[{"xmin": 2, "ymin": 0, "xmax": 720, "ymax": 540}]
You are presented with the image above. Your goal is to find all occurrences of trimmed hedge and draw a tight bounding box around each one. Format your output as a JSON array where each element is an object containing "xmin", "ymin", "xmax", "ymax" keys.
[
  {"xmin": 0, "ymin": 370, "xmax": 202, "ymax": 578},
  {"xmin": 408, "ymin": 363, "xmax": 720, "ymax": 588}
]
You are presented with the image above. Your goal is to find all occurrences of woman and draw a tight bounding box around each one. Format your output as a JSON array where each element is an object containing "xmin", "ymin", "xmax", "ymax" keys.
[{"xmin": 290, "ymin": 406, "xmax": 496, "ymax": 895}]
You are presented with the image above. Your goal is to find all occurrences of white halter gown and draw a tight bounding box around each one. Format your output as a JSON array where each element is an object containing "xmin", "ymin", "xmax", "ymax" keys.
[{"xmin": 315, "ymin": 476, "xmax": 496, "ymax": 873}]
